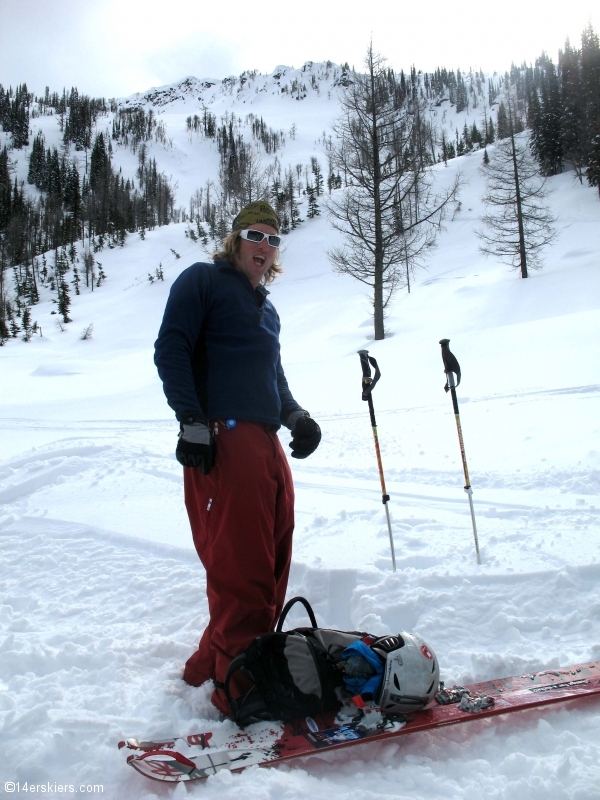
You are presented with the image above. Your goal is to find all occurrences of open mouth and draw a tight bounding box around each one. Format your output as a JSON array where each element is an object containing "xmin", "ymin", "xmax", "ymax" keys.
[{"xmin": 253, "ymin": 255, "xmax": 266, "ymax": 265}]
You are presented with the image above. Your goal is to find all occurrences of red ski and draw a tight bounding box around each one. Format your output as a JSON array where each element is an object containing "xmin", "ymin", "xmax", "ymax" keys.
[{"xmin": 119, "ymin": 660, "xmax": 600, "ymax": 782}]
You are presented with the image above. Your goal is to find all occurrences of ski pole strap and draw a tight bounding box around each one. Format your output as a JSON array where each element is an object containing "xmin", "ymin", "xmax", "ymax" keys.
[
  {"xmin": 439, "ymin": 339, "xmax": 461, "ymax": 391},
  {"xmin": 357, "ymin": 350, "xmax": 381, "ymax": 399}
]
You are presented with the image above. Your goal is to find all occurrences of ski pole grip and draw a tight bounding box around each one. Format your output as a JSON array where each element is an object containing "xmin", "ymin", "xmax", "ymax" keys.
[
  {"xmin": 439, "ymin": 338, "xmax": 461, "ymax": 388},
  {"xmin": 358, "ymin": 351, "xmax": 382, "ymax": 398},
  {"xmin": 439, "ymin": 338, "xmax": 451, "ymax": 373},
  {"xmin": 358, "ymin": 350, "xmax": 373, "ymax": 400},
  {"xmin": 358, "ymin": 350, "xmax": 371, "ymax": 380}
]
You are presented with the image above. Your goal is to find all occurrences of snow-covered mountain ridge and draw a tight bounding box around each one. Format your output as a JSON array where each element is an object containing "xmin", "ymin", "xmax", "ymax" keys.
[
  {"xmin": 115, "ymin": 61, "xmax": 492, "ymax": 153},
  {"xmin": 116, "ymin": 59, "xmax": 492, "ymax": 115},
  {"xmin": 118, "ymin": 62, "xmax": 351, "ymax": 110}
]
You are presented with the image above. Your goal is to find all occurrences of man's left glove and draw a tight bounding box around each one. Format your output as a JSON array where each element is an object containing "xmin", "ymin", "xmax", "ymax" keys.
[
  {"xmin": 176, "ymin": 417, "xmax": 216, "ymax": 473},
  {"xmin": 287, "ymin": 410, "xmax": 321, "ymax": 459}
]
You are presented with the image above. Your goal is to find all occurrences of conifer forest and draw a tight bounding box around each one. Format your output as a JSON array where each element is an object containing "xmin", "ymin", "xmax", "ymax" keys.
[{"xmin": 0, "ymin": 24, "xmax": 599, "ymax": 344}]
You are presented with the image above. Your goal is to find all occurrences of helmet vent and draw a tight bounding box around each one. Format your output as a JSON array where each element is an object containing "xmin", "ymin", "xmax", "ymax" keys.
[
  {"xmin": 373, "ymin": 635, "xmax": 405, "ymax": 654},
  {"xmin": 427, "ymin": 680, "xmax": 435, "ymax": 694},
  {"xmin": 393, "ymin": 674, "xmax": 401, "ymax": 690}
]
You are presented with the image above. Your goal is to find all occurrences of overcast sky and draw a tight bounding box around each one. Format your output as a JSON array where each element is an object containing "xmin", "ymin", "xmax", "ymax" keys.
[{"xmin": 1, "ymin": 0, "xmax": 598, "ymax": 99}]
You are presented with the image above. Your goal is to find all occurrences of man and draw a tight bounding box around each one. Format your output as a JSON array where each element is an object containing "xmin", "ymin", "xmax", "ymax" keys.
[{"xmin": 154, "ymin": 200, "xmax": 321, "ymax": 717}]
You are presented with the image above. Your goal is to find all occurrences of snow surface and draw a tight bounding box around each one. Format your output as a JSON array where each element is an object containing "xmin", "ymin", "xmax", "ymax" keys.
[{"xmin": 1, "ymin": 66, "xmax": 600, "ymax": 799}]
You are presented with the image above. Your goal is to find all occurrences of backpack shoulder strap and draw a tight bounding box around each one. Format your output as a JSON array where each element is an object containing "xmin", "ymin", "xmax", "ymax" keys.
[
  {"xmin": 276, "ymin": 596, "xmax": 318, "ymax": 632},
  {"xmin": 223, "ymin": 652, "xmax": 250, "ymax": 705},
  {"xmin": 223, "ymin": 633, "xmax": 277, "ymax": 704},
  {"xmin": 223, "ymin": 637, "xmax": 284, "ymax": 726}
]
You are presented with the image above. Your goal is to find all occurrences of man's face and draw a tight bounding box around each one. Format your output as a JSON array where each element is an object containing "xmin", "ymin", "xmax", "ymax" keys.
[{"xmin": 233, "ymin": 223, "xmax": 278, "ymax": 288}]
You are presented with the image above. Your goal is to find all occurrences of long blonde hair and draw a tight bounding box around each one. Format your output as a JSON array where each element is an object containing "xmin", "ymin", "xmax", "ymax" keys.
[{"xmin": 213, "ymin": 230, "xmax": 283, "ymax": 285}]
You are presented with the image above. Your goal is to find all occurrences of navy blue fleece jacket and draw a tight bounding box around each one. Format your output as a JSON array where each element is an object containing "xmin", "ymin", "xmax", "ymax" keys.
[{"xmin": 154, "ymin": 260, "xmax": 302, "ymax": 428}]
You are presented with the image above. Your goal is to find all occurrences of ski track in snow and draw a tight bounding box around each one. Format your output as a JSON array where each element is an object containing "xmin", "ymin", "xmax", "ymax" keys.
[
  {"xmin": 1, "ymin": 411, "xmax": 600, "ymax": 798},
  {"xmin": 1, "ymin": 515, "xmax": 600, "ymax": 798},
  {"xmin": 2, "ymin": 66, "xmax": 600, "ymax": 798},
  {"xmin": 1, "ymin": 408, "xmax": 600, "ymax": 799}
]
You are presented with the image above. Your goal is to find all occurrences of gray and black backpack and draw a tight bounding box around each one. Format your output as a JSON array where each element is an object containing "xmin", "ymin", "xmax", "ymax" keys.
[{"xmin": 223, "ymin": 596, "xmax": 440, "ymax": 727}]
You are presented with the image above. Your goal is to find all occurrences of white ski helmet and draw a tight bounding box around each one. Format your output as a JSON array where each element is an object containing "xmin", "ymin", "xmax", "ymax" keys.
[{"xmin": 373, "ymin": 632, "xmax": 440, "ymax": 716}]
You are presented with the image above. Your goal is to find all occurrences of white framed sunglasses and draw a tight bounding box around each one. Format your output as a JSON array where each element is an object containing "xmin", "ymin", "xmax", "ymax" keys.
[{"xmin": 239, "ymin": 229, "xmax": 281, "ymax": 248}]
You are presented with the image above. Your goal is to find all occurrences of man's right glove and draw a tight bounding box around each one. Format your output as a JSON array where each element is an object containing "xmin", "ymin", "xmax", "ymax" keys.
[{"xmin": 176, "ymin": 417, "xmax": 216, "ymax": 474}]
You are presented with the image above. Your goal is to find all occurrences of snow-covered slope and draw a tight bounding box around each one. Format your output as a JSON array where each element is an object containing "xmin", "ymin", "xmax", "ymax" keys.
[{"xmin": 1, "ymin": 64, "xmax": 600, "ymax": 800}]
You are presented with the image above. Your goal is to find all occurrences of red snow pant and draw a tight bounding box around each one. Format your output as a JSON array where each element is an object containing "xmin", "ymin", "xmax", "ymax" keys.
[{"xmin": 182, "ymin": 420, "xmax": 295, "ymax": 712}]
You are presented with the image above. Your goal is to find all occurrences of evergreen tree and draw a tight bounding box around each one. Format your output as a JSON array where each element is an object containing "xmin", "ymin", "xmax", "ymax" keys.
[
  {"xmin": 72, "ymin": 265, "xmax": 81, "ymax": 295},
  {"xmin": 90, "ymin": 132, "xmax": 110, "ymax": 193},
  {"xmin": 57, "ymin": 278, "xmax": 72, "ymax": 322},
  {"xmin": 471, "ymin": 122, "xmax": 483, "ymax": 148},
  {"xmin": 46, "ymin": 147, "xmax": 64, "ymax": 197},
  {"xmin": 0, "ymin": 87, "xmax": 10, "ymax": 131},
  {"xmin": 0, "ymin": 303, "xmax": 9, "ymax": 344},
  {"xmin": 327, "ymin": 169, "xmax": 342, "ymax": 191},
  {"xmin": 440, "ymin": 131, "xmax": 448, "ymax": 165},
  {"xmin": 462, "ymin": 122, "xmax": 472, "ymax": 151},
  {"xmin": 455, "ymin": 70, "xmax": 468, "ymax": 112},
  {"xmin": 311, "ymin": 157, "xmax": 324, "ymax": 196},
  {"xmin": 0, "ymin": 146, "xmax": 11, "ymax": 232},
  {"xmin": 306, "ymin": 184, "xmax": 319, "ymax": 217},
  {"xmin": 21, "ymin": 305, "xmax": 37, "ymax": 341},
  {"xmin": 64, "ymin": 90, "xmax": 103, "ymax": 151},
  {"xmin": 2, "ymin": 84, "xmax": 31, "ymax": 149},
  {"xmin": 581, "ymin": 24, "xmax": 600, "ymax": 194},
  {"xmin": 96, "ymin": 262, "xmax": 106, "ymax": 287},
  {"xmin": 28, "ymin": 131, "xmax": 46, "ymax": 187},
  {"xmin": 560, "ymin": 40, "xmax": 585, "ymax": 180},
  {"xmin": 497, "ymin": 101, "xmax": 510, "ymax": 139},
  {"xmin": 285, "ymin": 168, "xmax": 301, "ymax": 229},
  {"xmin": 55, "ymin": 248, "xmax": 72, "ymax": 322},
  {"xmin": 63, "ymin": 163, "xmax": 82, "ymax": 221},
  {"xmin": 530, "ymin": 58, "xmax": 563, "ymax": 175}
]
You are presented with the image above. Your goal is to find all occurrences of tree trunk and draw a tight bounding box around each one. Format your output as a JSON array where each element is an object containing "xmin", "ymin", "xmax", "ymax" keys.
[
  {"xmin": 508, "ymin": 103, "xmax": 528, "ymax": 279},
  {"xmin": 368, "ymin": 47, "xmax": 385, "ymax": 340},
  {"xmin": 510, "ymin": 132, "xmax": 528, "ymax": 278}
]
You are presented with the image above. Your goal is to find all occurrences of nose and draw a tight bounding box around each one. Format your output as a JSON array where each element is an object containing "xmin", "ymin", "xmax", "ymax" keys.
[{"xmin": 256, "ymin": 237, "xmax": 269, "ymax": 251}]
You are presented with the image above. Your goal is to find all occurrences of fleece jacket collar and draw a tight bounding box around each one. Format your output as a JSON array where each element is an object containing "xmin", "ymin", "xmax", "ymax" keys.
[{"xmin": 215, "ymin": 259, "xmax": 270, "ymax": 304}]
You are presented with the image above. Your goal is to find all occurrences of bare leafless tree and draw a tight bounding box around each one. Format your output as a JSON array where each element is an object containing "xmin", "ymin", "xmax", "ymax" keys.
[
  {"xmin": 327, "ymin": 43, "xmax": 461, "ymax": 340},
  {"xmin": 478, "ymin": 97, "xmax": 556, "ymax": 278}
]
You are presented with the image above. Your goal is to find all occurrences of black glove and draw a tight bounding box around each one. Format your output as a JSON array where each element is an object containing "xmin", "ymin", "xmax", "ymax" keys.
[
  {"xmin": 176, "ymin": 419, "xmax": 216, "ymax": 473},
  {"xmin": 288, "ymin": 411, "xmax": 321, "ymax": 459}
]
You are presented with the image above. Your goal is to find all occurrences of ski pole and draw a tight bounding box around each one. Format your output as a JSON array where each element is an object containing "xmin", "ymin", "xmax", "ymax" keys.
[
  {"xmin": 357, "ymin": 350, "xmax": 397, "ymax": 572},
  {"xmin": 439, "ymin": 339, "xmax": 481, "ymax": 565}
]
